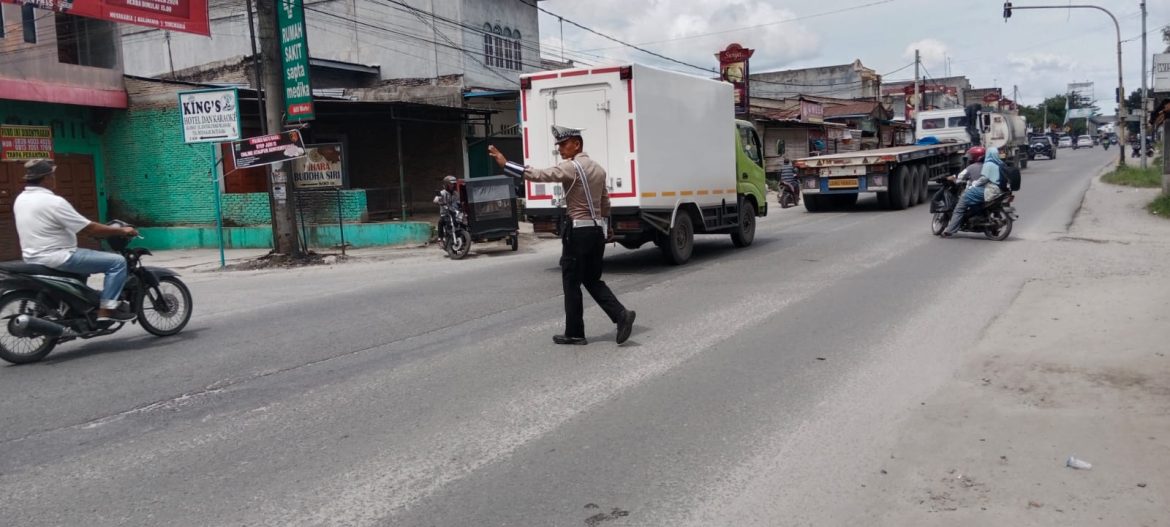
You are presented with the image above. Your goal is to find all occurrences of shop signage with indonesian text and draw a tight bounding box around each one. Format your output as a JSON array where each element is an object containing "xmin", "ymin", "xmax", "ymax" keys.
[
  {"xmin": 1, "ymin": 125, "xmax": 53, "ymax": 161},
  {"xmin": 1, "ymin": 0, "xmax": 211, "ymax": 36},
  {"xmin": 231, "ymin": 131, "xmax": 306, "ymax": 169}
]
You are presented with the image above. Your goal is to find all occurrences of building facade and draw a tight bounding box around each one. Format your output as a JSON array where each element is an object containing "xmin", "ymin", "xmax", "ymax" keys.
[
  {"xmin": 120, "ymin": 0, "xmax": 541, "ymax": 92},
  {"xmin": 0, "ymin": 3, "xmax": 127, "ymax": 259},
  {"xmin": 750, "ymin": 60, "xmax": 882, "ymax": 101}
]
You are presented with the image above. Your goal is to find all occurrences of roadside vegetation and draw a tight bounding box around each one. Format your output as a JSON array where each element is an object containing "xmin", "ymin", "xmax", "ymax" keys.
[{"xmin": 1101, "ymin": 163, "xmax": 1161, "ymax": 188}]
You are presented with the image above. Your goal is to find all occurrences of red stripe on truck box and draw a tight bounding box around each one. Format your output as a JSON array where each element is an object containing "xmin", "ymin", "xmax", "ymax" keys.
[
  {"xmin": 628, "ymin": 119, "xmax": 635, "ymax": 152},
  {"xmin": 561, "ymin": 70, "xmax": 589, "ymax": 77},
  {"xmin": 591, "ymin": 67, "xmax": 622, "ymax": 74}
]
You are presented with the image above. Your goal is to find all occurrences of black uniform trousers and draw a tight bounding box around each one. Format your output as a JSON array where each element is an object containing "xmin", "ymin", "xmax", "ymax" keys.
[{"xmin": 560, "ymin": 225, "xmax": 626, "ymax": 338}]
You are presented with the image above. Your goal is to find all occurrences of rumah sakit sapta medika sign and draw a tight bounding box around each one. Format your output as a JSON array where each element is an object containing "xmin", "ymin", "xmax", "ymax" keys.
[
  {"xmin": 1, "ymin": 0, "xmax": 211, "ymax": 36},
  {"xmin": 279, "ymin": 0, "xmax": 314, "ymax": 122},
  {"xmin": 231, "ymin": 130, "xmax": 306, "ymax": 169},
  {"xmin": 717, "ymin": 43, "xmax": 755, "ymax": 115},
  {"xmin": 0, "ymin": 125, "xmax": 53, "ymax": 161}
]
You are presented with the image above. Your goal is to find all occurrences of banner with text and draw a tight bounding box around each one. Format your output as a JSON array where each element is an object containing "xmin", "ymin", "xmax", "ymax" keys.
[
  {"xmin": 293, "ymin": 143, "xmax": 344, "ymax": 189},
  {"xmin": 179, "ymin": 88, "xmax": 241, "ymax": 144},
  {"xmin": 2, "ymin": 0, "xmax": 211, "ymax": 36},
  {"xmin": 1, "ymin": 125, "xmax": 53, "ymax": 161},
  {"xmin": 231, "ymin": 131, "xmax": 306, "ymax": 169},
  {"xmin": 717, "ymin": 43, "xmax": 754, "ymax": 116},
  {"xmin": 279, "ymin": 0, "xmax": 314, "ymax": 122}
]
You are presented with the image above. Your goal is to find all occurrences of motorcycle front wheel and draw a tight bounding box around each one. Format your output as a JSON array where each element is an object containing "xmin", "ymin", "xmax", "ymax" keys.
[
  {"xmin": 931, "ymin": 212, "xmax": 949, "ymax": 236},
  {"xmin": 447, "ymin": 230, "xmax": 472, "ymax": 260},
  {"xmin": 0, "ymin": 291, "xmax": 58, "ymax": 364},
  {"xmin": 984, "ymin": 211, "xmax": 1013, "ymax": 241},
  {"xmin": 136, "ymin": 276, "xmax": 193, "ymax": 337}
]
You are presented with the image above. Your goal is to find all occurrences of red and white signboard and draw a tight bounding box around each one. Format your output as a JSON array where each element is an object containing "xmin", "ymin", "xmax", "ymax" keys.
[{"xmin": 2, "ymin": 0, "xmax": 211, "ymax": 36}]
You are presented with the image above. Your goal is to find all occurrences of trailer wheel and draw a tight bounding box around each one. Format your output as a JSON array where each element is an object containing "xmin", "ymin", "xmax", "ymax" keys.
[
  {"xmin": 803, "ymin": 194, "xmax": 824, "ymax": 212},
  {"xmin": 889, "ymin": 165, "xmax": 911, "ymax": 210},
  {"xmin": 907, "ymin": 166, "xmax": 922, "ymax": 207},
  {"xmin": 662, "ymin": 212, "xmax": 694, "ymax": 265},
  {"xmin": 731, "ymin": 201, "xmax": 756, "ymax": 248},
  {"xmin": 916, "ymin": 165, "xmax": 930, "ymax": 205}
]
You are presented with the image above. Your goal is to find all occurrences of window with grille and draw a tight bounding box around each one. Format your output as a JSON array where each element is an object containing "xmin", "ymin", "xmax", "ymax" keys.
[{"xmin": 483, "ymin": 23, "xmax": 523, "ymax": 71}]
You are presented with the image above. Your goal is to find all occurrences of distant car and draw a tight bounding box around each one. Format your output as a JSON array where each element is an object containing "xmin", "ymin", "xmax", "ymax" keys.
[
  {"xmin": 1076, "ymin": 135, "xmax": 1093, "ymax": 148},
  {"xmin": 1028, "ymin": 135, "xmax": 1055, "ymax": 160},
  {"xmin": 1058, "ymin": 136, "xmax": 1073, "ymax": 148}
]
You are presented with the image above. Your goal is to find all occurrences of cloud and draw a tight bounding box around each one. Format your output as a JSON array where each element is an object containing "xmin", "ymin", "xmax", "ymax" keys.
[
  {"xmin": 1007, "ymin": 53, "xmax": 1078, "ymax": 73},
  {"xmin": 903, "ymin": 38, "xmax": 949, "ymax": 72},
  {"xmin": 539, "ymin": 0, "xmax": 822, "ymax": 73}
]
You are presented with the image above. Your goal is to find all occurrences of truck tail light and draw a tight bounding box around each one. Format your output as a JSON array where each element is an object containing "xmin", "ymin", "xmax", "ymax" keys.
[
  {"xmin": 532, "ymin": 219, "xmax": 558, "ymax": 233},
  {"xmin": 616, "ymin": 219, "xmax": 642, "ymax": 231},
  {"xmin": 619, "ymin": 66, "xmax": 633, "ymax": 80}
]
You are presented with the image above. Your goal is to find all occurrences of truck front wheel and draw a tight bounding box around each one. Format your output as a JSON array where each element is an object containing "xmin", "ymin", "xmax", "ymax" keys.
[
  {"xmin": 662, "ymin": 212, "xmax": 694, "ymax": 265},
  {"xmin": 731, "ymin": 201, "xmax": 756, "ymax": 248}
]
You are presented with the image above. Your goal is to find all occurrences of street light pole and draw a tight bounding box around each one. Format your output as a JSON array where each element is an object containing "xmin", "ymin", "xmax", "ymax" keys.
[
  {"xmin": 1140, "ymin": 1, "xmax": 1147, "ymax": 169},
  {"xmin": 1004, "ymin": 2, "xmax": 1126, "ymax": 166}
]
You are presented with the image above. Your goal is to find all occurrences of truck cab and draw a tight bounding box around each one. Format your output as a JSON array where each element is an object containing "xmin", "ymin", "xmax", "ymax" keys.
[{"xmin": 735, "ymin": 120, "xmax": 767, "ymax": 217}]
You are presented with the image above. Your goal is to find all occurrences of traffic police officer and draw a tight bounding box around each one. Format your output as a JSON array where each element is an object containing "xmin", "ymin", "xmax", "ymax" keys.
[{"xmin": 488, "ymin": 126, "xmax": 636, "ymax": 345}]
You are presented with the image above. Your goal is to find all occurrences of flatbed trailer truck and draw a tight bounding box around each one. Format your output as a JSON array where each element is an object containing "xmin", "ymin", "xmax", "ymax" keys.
[{"xmin": 793, "ymin": 141, "xmax": 970, "ymax": 211}]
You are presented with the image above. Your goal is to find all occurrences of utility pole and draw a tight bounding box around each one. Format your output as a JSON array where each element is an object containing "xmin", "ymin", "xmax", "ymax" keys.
[
  {"xmin": 1140, "ymin": 0, "xmax": 1148, "ymax": 168},
  {"xmin": 914, "ymin": 49, "xmax": 921, "ymax": 117},
  {"xmin": 1003, "ymin": 2, "xmax": 1126, "ymax": 166},
  {"xmin": 257, "ymin": 0, "xmax": 303, "ymax": 255}
]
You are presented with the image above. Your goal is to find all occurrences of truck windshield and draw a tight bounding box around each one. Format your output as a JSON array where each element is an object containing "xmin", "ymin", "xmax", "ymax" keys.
[
  {"xmin": 920, "ymin": 118, "xmax": 945, "ymax": 130},
  {"xmin": 739, "ymin": 125, "xmax": 762, "ymax": 165}
]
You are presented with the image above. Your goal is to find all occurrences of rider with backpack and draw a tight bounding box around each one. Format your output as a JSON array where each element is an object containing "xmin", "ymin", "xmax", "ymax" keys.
[{"xmin": 943, "ymin": 146, "xmax": 1007, "ymax": 237}]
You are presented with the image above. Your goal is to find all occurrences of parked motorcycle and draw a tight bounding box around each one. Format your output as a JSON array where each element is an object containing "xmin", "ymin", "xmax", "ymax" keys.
[
  {"xmin": 435, "ymin": 197, "xmax": 471, "ymax": 260},
  {"xmin": 778, "ymin": 180, "xmax": 801, "ymax": 208},
  {"xmin": 0, "ymin": 222, "xmax": 193, "ymax": 364},
  {"xmin": 929, "ymin": 176, "xmax": 1018, "ymax": 241}
]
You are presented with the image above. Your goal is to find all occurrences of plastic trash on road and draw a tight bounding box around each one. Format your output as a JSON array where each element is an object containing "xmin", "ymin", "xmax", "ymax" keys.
[{"xmin": 1066, "ymin": 456, "xmax": 1093, "ymax": 470}]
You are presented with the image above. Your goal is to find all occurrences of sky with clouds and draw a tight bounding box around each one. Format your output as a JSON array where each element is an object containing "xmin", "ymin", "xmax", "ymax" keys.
[{"xmin": 535, "ymin": 0, "xmax": 1169, "ymax": 109}]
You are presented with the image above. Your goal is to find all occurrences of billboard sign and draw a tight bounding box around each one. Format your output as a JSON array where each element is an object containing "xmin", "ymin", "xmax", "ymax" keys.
[
  {"xmin": 279, "ymin": 0, "xmax": 314, "ymax": 122},
  {"xmin": 1, "ymin": 0, "xmax": 211, "ymax": 36},
  {"xmin": 231, "ymin": 130, "xmax": 306, "ymax": 169},
  {"xmin": 1, "ymin": 125, "xmax": 53, "ymax": 161},
  {"xmin": 178, "ymin": 88, "xmax": 241, "ymax": 144},
  {"xmin": 293, "ymin": 143, "xmax": 344, "ymax": 189},
  {"xmin": 1154, "ymin": 54, "xmax": 1170, "ymax": 93},
  {"xmin": 717, "ymin": 43, "xmax": 754, "ymax": 116}
]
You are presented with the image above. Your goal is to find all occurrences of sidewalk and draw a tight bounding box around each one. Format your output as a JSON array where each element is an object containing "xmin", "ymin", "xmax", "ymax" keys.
[
  {"xmin": 144, "ymin": 220, "xmax": 550, "ymax": 273},
  {"xmin": 843, "ymin": 168, "xmax": 1170, "ymax": 524}
]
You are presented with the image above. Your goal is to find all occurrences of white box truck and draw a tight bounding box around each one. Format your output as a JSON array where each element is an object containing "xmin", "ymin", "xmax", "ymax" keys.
[{"xmin": 519, "ymin": 63, "xmax": 767, "ymax": 265}]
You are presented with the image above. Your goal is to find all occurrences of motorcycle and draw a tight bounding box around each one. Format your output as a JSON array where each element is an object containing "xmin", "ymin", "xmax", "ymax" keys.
[
  {"xmin": 1102, "ymin": 140, "xmax": 1110, "ymax": 151},
  {"xmin": 929, "ymin": 176, "xmax": 1018, "ymax": 241},
  {"xmin": 778, "ymin": 180, "xmax": 801, "ymax": 208},
  {"xmin": 0, "ymin": 222, "xmax": 194, "ymax": 364},
  {"xmin": 435, "ymin": 198, "xmax": 471, "ymax": 260}
]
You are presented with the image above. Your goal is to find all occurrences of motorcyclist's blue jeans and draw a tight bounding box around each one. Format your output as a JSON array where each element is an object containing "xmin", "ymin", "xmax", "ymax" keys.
[
  {"xmin": 945, "ymin": 188, "xmax": 984, "ymax": 235},
  {"xmin": 55, "ymin": 249, "xmax": 127, "ymax": 309}
]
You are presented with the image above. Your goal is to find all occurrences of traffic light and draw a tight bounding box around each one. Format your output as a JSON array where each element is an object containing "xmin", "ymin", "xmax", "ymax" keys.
[{"xmin": 1003, "ymin": 1, "xmax": 1012, "ymax": 19}]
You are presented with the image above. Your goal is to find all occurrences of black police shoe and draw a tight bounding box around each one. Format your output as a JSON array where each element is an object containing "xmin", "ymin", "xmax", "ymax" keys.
[
  {"xmin": 553, "ymin": 335, "xmax": 588, "ymax": 345},
  {"xmin": 616, "ymin": 310, "xmax": 636, "ymax": 345}
]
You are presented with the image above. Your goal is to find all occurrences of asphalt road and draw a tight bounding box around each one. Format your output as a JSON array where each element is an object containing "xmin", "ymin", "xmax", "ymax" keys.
[{"xmin": 0, "ymin": 146, "xmax": 1116, "ymax": 526}]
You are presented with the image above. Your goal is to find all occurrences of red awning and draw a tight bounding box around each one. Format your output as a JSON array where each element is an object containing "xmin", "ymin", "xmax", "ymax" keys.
[{"xmin": 0, "ymin": 78, "xmax": 128, "ymax": 109}]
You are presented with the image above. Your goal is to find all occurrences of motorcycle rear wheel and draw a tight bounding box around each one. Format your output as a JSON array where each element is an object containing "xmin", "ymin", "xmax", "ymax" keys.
[
  {"xmin": 931, "ymin": 212, "xmax": 948, "ymax": 236},
  {"xmin": 984, "ymin": 211, "xmax": 1013, "ymax": 241},
  {"xmin": 136, "ymin": 276, "xmax": 193, "ymax": 337},
  {"xmin": 0, "ymin": 291, "xmax": 59, "ymax": 364}
]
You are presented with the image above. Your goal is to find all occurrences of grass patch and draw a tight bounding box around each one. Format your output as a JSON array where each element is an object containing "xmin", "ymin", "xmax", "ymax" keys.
[
  {"xmin": 1149, "ymin": 194, "xmax": 1170, "ymax": 219},
  {"xmin": 1102, "ymin": 164, "xmax": 1162, "ymax": 188}
]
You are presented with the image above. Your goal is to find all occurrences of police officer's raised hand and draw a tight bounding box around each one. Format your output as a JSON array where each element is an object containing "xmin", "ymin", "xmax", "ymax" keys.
[{"xmin": 487, "ymin": 145, "xmax": 507, "ymax": 168}]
